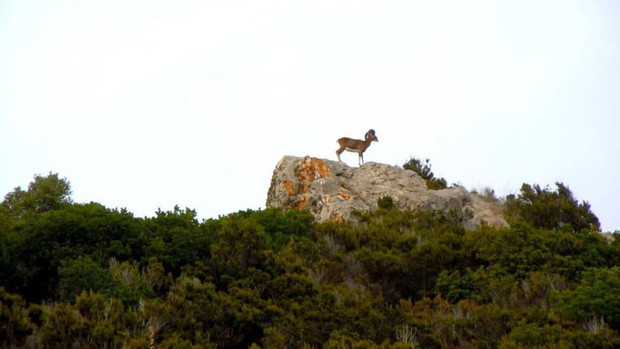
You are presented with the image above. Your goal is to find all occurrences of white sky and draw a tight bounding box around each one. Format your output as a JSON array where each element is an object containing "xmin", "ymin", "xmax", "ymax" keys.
[{"xmin": 1, "ymin": 1, "xmax": 619, "ymax": 232}]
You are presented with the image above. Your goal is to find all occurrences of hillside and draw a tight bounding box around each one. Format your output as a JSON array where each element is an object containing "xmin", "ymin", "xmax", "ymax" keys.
[{"xmin": 0, "ymin": 171, "xmax": 616, "ymax": 348}]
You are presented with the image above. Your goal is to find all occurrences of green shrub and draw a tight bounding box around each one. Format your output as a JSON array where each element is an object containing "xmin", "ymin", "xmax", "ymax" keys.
[
  {"xmin": 58, "ymin": 256, "xmax": 112, "ymax": 301},
  {"xmin": 505, "ymin": 182, "xmax": 600, "ymax": 232},
  {"xmin": 552, "ymin": 267, "xmax": 620, "ymax": 329},
  {"xmin": 377, "ymin": 196, "xmax": 396, "ymax": 209},
  {"xmin": 402, "ymin": 157, "xmax": 447, "ymax": 190}
]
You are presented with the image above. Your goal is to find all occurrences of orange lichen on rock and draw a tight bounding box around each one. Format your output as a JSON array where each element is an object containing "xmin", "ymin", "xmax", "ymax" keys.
[
  {"xmin": 282, "ymin": 179, "xmax": 296, "ymax": 196},
  {"xmin": 288, "ymin": 157, "xmax": 331, "ymax": 211},
  {"xmin": 336, "ymin": 189, "xmax": 353, "ymax": 201},
  {"xmin": 298, "ymin": 157, "xmax": 330, "ymax": 189},
  {"xmin": 293, "ymin": 196, "xmax": 309, "ymax": 210}
]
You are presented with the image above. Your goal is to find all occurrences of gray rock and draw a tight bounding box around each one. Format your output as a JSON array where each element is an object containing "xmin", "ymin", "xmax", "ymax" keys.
[{"xmin": 266, "ymin": 156, "xmax": 509, "ymax": 230}]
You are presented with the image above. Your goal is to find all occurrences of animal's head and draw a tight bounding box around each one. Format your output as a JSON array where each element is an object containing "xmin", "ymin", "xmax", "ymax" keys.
[{"xmin": 366, "ymin": 129, "xmax": 378, "ymax": 142}]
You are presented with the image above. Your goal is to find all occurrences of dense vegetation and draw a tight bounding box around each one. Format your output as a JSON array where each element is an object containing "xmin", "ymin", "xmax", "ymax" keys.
[{"xmin": 1, "ymin": 173, "xmax": 618, "ymax": 348}]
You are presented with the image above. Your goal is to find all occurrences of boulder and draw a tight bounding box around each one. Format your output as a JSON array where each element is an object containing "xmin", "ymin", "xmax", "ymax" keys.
[{"xmin": 266, "ymin": 156, "xmax": 508, "ymax": 230}]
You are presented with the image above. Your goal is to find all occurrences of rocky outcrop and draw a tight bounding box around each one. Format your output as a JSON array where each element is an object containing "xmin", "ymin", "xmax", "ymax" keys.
[{"xmin": 266, "ymin": 156, "xmax": 508, "ymax": 230}]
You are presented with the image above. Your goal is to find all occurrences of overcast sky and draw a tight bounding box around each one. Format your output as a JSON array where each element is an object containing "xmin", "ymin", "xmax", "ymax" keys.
[{"xmin": 1, "ymin": 1, "xmax": 619, "ymax": 231}]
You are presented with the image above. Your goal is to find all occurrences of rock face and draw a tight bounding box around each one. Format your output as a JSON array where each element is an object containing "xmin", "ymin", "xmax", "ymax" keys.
[{"xmin": 266, "ymin": 156, "xmax": 508, "ymax": 230}]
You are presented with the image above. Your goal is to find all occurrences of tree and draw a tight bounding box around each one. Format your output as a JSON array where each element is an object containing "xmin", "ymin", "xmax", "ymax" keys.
[
  {"xmin": 2, "ymin": 172, "xmax": 72, "ymax": 218},
  {"xmin": 38, "ymin": 291, "xmax": 129, "ymax": 348},
  {"xmin": 209, "ymin": 217, "xmax": 271, "ymax": 287},
  {"xmin": 0, "ymin": 287, "xmax": 35, "ymax": 347},
  {"xmin": 505, "ymin": 182, "xmax": 600, "ymax": 232},
  {"xmin": 144, "ymin": 206, "xmax": 210, "ymax": 275},
  {"xmin": 58, "ymin": 256, "xmax": 112, "ymax": 301},
  {"xmin": 552, "ymin": 267, "xmax": 620, "ymax": 329},
  {"xmin": 1, "ymin": 203, "xmax": 145, "ymax": 302},
  {"xmin": 108, "ymin": 259, "xmax": 155, "ymax": 307}
]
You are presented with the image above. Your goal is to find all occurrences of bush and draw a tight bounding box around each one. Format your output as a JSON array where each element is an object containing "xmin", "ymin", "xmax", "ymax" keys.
[
  {"xmin": 505, "ymin": 182, "xmax": 600, "ymax": 232},
  {"xmin": 377, "ymin": 196, "xmax": 396, "ymax": 209},
  {"xmin": 402, "ymin": 157, "xmax": 447, "ymax": 190},
  {"xmin": 552, "ymin": 267, "xmax": 620, "ymax": 329},
  {"xmin": 58, "ymin": 256, "xmax": 112, "ymax": 301}
]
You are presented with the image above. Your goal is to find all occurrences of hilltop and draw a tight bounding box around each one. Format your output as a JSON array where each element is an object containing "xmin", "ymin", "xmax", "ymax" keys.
[
  {"xmin": 0, "ymin": 171, "xmax": 611, "ymax": 348},
  {"xmin": 266, "ymin": 156, "xmax": 508, "ymax": 230}
]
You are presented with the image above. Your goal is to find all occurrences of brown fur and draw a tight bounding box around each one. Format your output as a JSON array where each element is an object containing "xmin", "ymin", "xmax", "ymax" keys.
[{"xmin": 336, "ymin": 129, "xmax": 378, "ymax": 165}]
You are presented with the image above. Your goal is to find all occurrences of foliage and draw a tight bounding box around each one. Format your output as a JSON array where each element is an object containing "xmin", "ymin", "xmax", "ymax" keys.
[
  {"xmin": 402, "ymin": 157, "xmax": 448, "ymax": 190},
  {"xmin": 0, "ymin": 173, "xmax": 618, "ymax": 348},
  {"xmin": 144, "ymin": 206, "xmax": 209, "ymax": 275},
  {"xmin": 2, "ymin": 172, "xmax": 72, "ymax": 218},
  {"xmin": 0, "ymin": 287, "xmax": 35, "ymax": 347},
  {"xmin": 0, "ymin": 202, "xmax": 145, "ymax": 301},
  {"xmin": 552, "ymin": 267, "xmax": 620, "ymax": 329},
  {"xmin": 505, "ymin": 182, "xmax": 601, "ymax": 232},
  {"xmin": 377, "ymin": 196, "xmax": 396, "ymax": 210},
  {"xmin": 58, "ymin": 256, "xmax": 112, "ymax": 301}
]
